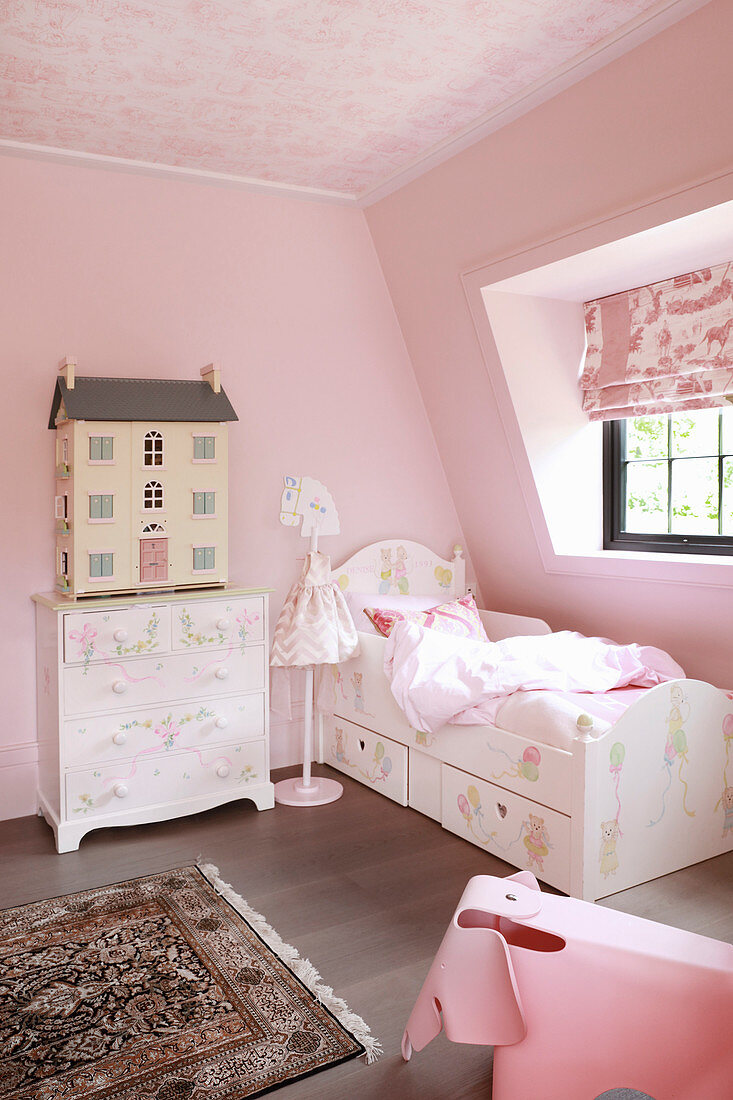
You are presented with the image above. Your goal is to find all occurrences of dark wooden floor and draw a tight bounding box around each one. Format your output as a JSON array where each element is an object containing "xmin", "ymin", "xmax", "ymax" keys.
[{"xmin": 1, "ymin": 765, "xmax": 731, "ymax": 1099}]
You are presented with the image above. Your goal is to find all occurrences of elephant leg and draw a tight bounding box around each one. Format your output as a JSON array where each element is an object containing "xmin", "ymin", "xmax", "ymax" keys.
[{"xmin": 403, "ymin": 991, "xmax": 443, "ymax": 1057}]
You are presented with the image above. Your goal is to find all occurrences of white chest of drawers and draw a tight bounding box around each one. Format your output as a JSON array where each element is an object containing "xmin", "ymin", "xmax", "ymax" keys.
[{"xmin": 33, "ymin": 585, "xmax": 274, "ymax": 852}]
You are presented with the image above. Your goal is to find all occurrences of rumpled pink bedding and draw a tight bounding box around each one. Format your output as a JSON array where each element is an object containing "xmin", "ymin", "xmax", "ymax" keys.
[{"xmin": 383, "ymin": 623, "xmax": 684, "ymax": 736}]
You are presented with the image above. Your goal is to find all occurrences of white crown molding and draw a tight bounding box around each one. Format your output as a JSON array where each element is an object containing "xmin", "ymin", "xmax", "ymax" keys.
[
  {"xmin": 0, "ymin": 140, "xmax": 359, "ymax": 206},
  {"xmin": 358, "ymin": 0, "xmax": 713, "ymax": 207}
]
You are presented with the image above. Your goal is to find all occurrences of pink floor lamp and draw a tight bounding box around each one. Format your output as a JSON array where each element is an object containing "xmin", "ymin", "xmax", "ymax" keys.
[{"xmin": 271, "ymin": 476, "xmax": 359, "ymax": 807}]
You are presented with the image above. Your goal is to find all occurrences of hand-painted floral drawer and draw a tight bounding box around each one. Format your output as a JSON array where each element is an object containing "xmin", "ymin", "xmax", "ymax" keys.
[
  {"xmin": 64, "ymin": 693, "xmax": 266, "ymax": 769},
  {"xmin": 63, "ymin": 645, "xmax": 266, "ymax": 716},
  {"xmin": 66, "ymin": 739, "xmax": 266, "ymax": 821},
  {"xmin": 172, "ymin": 597, "xmax": 264, "ymax": 651},
  {"xmin": 441, "ymin": 763, "xmax": 572, "ymax": 894},
  {"xmin": 63, "ymin": 606, "xmax": 170, "ymax": 666},
  {"xmin": 322, "ymin": 714, "xmax": 407, "ymax": 806}
]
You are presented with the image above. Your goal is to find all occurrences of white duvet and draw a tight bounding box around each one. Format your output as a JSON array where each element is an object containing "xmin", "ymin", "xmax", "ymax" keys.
[{"xmin": 383, "ymin": 623, "xmax": 684, "ymax": 737}]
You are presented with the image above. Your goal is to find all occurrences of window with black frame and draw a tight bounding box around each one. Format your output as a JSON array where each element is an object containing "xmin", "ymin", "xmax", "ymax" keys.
[{"xmin": 604, "ymin": 408, "xmax": 733, "ymax": 554}]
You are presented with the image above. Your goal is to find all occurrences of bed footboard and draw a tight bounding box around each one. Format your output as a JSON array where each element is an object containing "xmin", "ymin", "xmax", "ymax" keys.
[{"xmin": 579, "ymin": 679, "xmax": 733, "ymax": 901}]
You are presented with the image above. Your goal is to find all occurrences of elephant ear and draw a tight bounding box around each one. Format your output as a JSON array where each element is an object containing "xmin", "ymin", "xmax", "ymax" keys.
[
  {"xmin": 506, "ymin": 870, "xmax": 541, "ymax": 892},
  {"xmin": 442, "ymin": 926, "xmax": 527, "ymax": 1047}
]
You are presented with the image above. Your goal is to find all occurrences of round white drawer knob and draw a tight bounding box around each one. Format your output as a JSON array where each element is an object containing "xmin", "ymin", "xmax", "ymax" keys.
[
  {"xmin": 215, "ymin": 716, "xmax": 228, "ymax": 729},
  {"xmin": 112, "ymin": 680, "xmax": 128, "ymax": 695},
  {"xmin": 215, "ymin": 667, "xmax": 229, "ymax": 680},
  {"xmin": 215, "ymin": 764, "xmax": 230, "ymax": 779},
  {"xmin": 216, "ymin": 617, "xmax": 231, "ymax": 631},
  {"xmin": 113, "ymin": 629, "xmax": 128, "ymax": 642},
  {"xmin": 113, "ymin": 782, "xmax": 128, "ymax": 798},
  {"xmin": 112, "ymin": 731, "xmax": 127, "ymax": 745}
]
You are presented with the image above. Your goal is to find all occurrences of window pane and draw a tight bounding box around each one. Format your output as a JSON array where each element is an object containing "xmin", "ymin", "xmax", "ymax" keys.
[
  {"xmin": 193, "ymin": 547, "xmax": 204, "ymax": 570},
  {"xmin": 204, "ymin": 436, "xmax": 215, "ymax": 459},
  {"xmin": 101, "ymin": 553, "xmax": 113, "ymax": 576},
  {"xmin": 89, "ymin": 495, "xmax": 101, "ymax": 519},
  {"xmin": 89, "ymin": 553, "xmax": 101, "ymax": 577},
  {"xmin": 671, "ymin": 409, "xmax": 719, "ymax": 457},
  {"xmin": 624, "ymin": 416, "xmax": 668, "ymax": 460},
  {"xmin": 193, "ymin": 492, "xmax": 204, "ymax": 514},
  {"xmin": 205, "ymin": 492, "xmax": 215, "ymax": 513},
  {"xmin": 205, "ymin": 547, "xmax": 215, "ymax": 569},
  {"xmin": 194, "ymin": 437, "xmax": 204, "ymax": 460},
  {"xmin": 101, "ymin": 437, "xmax": 113, "ymax": 460},
  {"xmin": 670, "ymin": 458, "xmax": 719, "ymax": 535},
  {"xmin": 722, "ymin": 458, "xmax": 733, "ymax": 536},
  {"xmin": 624, "ymin": 461, "xmax": 669, "ymax": 533},
  {"xmin": 89, "ymin": 437, "xmax": 101, "ymax": 461},
  {"xmin": 102, "ymin": 495, "xmax": 113, "ymax": 518}
]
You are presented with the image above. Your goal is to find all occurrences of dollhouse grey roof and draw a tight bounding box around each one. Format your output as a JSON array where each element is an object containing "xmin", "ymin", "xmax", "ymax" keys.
[{"xmin": 48, "ymin": 376, "xmax": 238, "ymax": 428}]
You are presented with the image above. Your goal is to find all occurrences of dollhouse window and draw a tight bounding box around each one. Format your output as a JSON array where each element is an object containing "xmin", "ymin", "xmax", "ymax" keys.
[
  {"xmin": 89, "ymin": 494, "xmax": 114, "ymax": 519},
  {"xmin": 144, "ymin": 430, "xmax": 164, "ymax": 466},
  {"xmin": 193, "ymin": 491, "xmax": 216, "ymax": 515},
  {"xmin": 193, "ymin": 435, "xmax": 215, "ymax": 460},
  {"xmin": 144, "ymin": 481, "xmax": 164, "ymax": 510},
  {"xmin": 59, "ymin": 550, "xmax": 68, "ymax": 576},
  {"xmin": 89, "ymin": 553, "xmax": 113, "ymax": 578},
  {"xmin": 61, "ymin": 438, "xmax": 68, "ymax": 464},
  {"xmin": 193, "ymin": 546, "xmax": 215, "ymax": 571},
  {"xmin": 142, "ymin": 522, "xmax": 166, "ymax": 534},
  {"xmin": 89, "ymin": 436, "xmax": 114, "ymax": 461}
]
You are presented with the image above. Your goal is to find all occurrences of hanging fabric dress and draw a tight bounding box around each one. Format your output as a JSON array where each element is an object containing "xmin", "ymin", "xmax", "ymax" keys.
[{"xmin": 271, "ymin": 551, "xmax": 359, "ymax": 668}]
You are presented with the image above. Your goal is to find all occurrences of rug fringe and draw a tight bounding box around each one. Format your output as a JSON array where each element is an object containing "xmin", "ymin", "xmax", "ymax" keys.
[{"xmin": 196, "ymin": 862, "xmax": 382, "ymax": 1064}]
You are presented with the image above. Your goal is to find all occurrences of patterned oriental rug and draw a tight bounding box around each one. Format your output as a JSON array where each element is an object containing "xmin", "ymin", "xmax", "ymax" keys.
[{"xmin": 0, "ymin": 864, "xmax": 379, "ymax": 1099}]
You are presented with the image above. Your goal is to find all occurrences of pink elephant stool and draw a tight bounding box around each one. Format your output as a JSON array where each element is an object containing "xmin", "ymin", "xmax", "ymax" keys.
[{"xmin": 402, "ymin": 870, "xmax": 733, "ymax": 1100}]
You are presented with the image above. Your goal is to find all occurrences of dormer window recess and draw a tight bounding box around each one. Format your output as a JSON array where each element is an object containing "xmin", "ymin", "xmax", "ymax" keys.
[
  {"xmin": 580, "ymin": 260, "xmax": 733, "ymax": 555},
  {"xmin": 144, "ymin": 430, "xmax": 164, "ymax": 467}
]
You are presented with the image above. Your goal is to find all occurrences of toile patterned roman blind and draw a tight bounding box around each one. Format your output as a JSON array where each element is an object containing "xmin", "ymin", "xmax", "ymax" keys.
[{"xmin": 580, "ymin": 260, "xmax": 733, "ymax": 421}]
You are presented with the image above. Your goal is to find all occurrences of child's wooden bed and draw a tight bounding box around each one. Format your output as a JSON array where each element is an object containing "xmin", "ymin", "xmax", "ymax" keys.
[{"xmin": 316, "ymin": 539, "xmax": 733, "ymax": 901}]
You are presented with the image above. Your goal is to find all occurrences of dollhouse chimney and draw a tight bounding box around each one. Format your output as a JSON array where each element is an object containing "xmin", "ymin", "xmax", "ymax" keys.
[
  {"xmin": 200, "ymin": 362, "xmax": 221, "ymax": 393},
  {"xmin": 58, "ymin": 355, "xmax": 76, "ymax": 390}
]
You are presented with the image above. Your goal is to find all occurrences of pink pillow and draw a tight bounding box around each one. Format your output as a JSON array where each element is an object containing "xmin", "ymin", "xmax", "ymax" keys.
[{"xmin": 364, "ymin": 594, "xmax": 488, "ymax": 642}]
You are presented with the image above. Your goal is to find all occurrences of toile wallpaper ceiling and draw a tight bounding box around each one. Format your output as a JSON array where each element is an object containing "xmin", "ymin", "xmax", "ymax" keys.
[{"xmin": 1, "ymin": 1, "xmax": 675, "ymax": 196}]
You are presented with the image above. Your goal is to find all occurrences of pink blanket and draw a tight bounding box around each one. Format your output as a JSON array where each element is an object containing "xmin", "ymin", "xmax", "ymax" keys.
[{"xmin": 383, "ymin": 624, "xmax": 684, "ymax": 735}]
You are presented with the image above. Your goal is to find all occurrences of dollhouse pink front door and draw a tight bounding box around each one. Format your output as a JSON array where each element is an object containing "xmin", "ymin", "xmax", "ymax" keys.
[{"xmin": 140, "ymin": 538, "xmax": 168, "ymax": 582}]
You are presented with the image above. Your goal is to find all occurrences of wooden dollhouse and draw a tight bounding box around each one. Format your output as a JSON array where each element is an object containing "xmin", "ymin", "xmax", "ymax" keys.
[{"xmin": 50, "ymin": 358, "xmax": 238, "ymax": 596}]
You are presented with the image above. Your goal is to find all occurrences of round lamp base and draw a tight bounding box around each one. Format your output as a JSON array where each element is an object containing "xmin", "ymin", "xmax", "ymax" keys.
[{"xmin": 274, "ymin": 776, "xmax": 343, "ymax": 807}]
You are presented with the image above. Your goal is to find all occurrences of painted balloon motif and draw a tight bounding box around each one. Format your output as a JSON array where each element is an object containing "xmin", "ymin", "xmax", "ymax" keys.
[
  {"xmin": 610, "ymin": 742, "xmax": 626, "ymax": 770},
  {"xmin": 519, "ymin": 746, "xmax": 541, "ymax": 782},
  {"xmin": 382, "ymin": 756, "xmax": 392, "ymax": 775},
  {"xmin": 457, "ymin": 793, "xmax": 470, "ymax": 819},
  {"xmin": 467, "ymin": 784, "xmax": 481, "ymax": 808},
  {"xmin": 722, "ymin": 713, "xmax": 733, "ymax": 740}
]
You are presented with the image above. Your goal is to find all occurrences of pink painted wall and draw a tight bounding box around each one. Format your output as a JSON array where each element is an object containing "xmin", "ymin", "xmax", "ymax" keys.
[
  {"xmin": 366, "ymin": 0, "xmax": 733, "ymax": 688},
  {"xmin": 0, "ymin": 154, "xmax": 463, "ymax": 820}
]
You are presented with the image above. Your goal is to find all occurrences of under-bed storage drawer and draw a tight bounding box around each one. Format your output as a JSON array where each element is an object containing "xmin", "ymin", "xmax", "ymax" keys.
[
  {"xmin": 322, "ymin": 715, "xmax": 407, "ymax": 806},
  {"xmin": 442, "ymin": 764, "xmax": 572, "ymax": 894}
]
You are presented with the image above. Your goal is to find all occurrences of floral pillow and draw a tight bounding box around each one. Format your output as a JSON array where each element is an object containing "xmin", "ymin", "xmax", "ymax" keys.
[{"xmin": 364, "ymin": 593, "xmax": 488, "ymax": 642}]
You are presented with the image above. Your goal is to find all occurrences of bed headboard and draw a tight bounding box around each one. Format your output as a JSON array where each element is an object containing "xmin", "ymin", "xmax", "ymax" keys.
[{"xmin": 331, "ymin": 540, "xmax": 466, "ymax": 601}]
